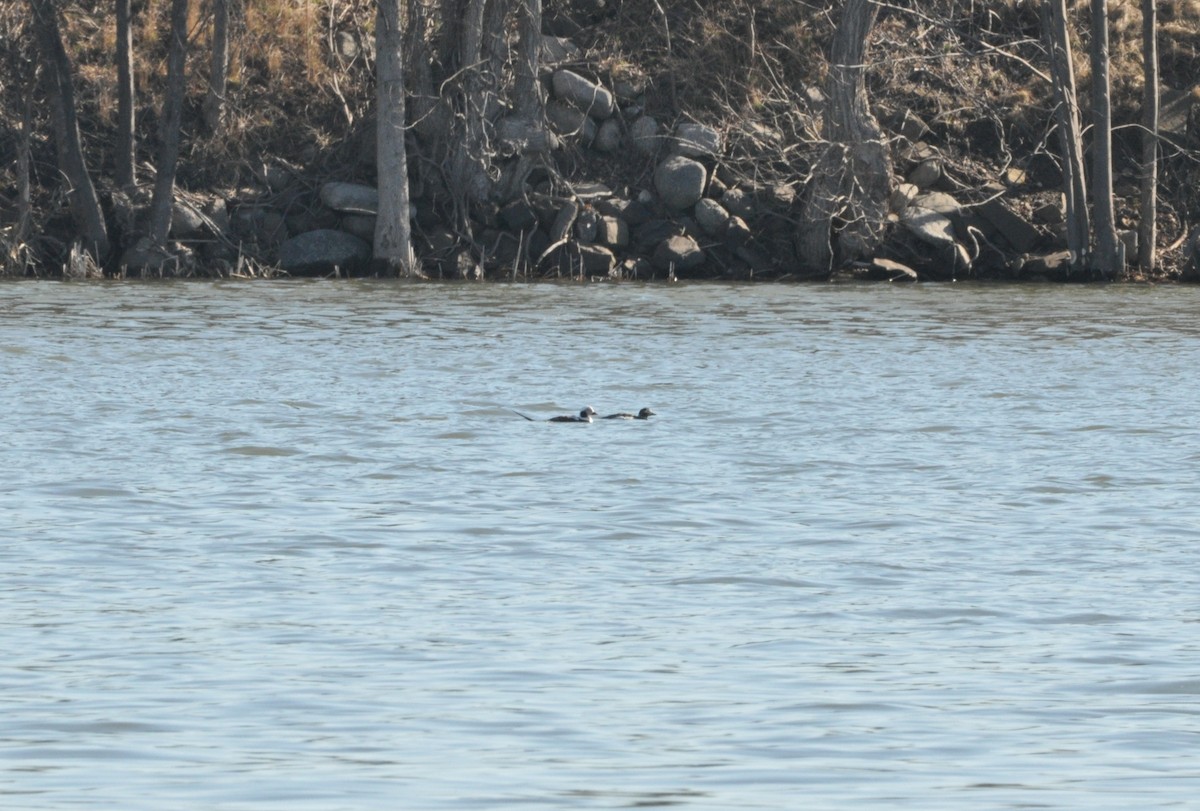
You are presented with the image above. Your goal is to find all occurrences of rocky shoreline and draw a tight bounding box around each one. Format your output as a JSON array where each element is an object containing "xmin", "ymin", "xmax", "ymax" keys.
[{"xmin": 9, "ymin": 11, "xmax": 1200, "ymax": 283}]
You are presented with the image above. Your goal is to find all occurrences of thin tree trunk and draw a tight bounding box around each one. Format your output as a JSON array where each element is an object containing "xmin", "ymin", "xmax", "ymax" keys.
[
  {"xmin": 115, "ymin": 0, "xmax": 136, "ymax": 189},
  {"xmin": 513, "ymin": 0, "xmax": 542, "ymax": 119},
  {"xmin": 798, "ymin": 0, "xmax": 892, "ymax": 273},
  {"xmin": 448, "ymin": 0, "xmax": 493, "ymax": 213},
  {"xmin": 28, "ymin": 0, "xmax": 110, "ymax": 260},
  {"xmin": 203, "ymin": 0, "xmax": 230, "ymax": 134},
  {"xmin": 406, "ymin": 0, "xmax": 444, "ymax": 144},
  {"xmin": 1139, "ymin": 0, "xmax": 1158, "ymax": 274},
  {"xmin": 148, "ymin": 0, "xmax": 191, "ymax": 246},
  {"xmin": 16, "ymin": 91, "xmax": 34, "ymax": 252},
  {"xmin": 1090, "ymin": 0, "xmax": 1121, "ymax": 277},
  {"xmin": 375, "ymin": 0, "xmax": 417, "ymax": 275},
  {"xmin": 1043, "ymin": 0, "xmax": 1090, "ymax": 271},
  {"xmin": 493, "ymin": 0, "xmax": 545, "ymax": 201}
]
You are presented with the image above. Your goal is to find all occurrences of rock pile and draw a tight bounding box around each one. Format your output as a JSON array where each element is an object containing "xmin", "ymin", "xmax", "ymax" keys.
[{"xmin": 149, "ymin": 32, "xmax": 1082, "ymax": 281}]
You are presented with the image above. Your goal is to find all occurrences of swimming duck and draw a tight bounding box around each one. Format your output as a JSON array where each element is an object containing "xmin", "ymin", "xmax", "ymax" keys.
[
  {"xmin": 511, "ymin": 406, "xmax": 596, "ymax": 423},
  {"xmin": 602, "ymin": 407, "xmax": 656, "ymax": 420}
]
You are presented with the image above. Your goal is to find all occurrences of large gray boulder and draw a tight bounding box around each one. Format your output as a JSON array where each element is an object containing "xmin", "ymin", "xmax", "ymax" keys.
[
  {"xmin": 654, "ymin": 156, "xmax": 707, "ymax": 210},
  {"xmin": 551, "ymin": 69, "xmax": 616, "ymax": 119},
  {"xmin": 278, "ymin": 229, "xmax": 371, "ymax": 273},
  {"xmin": 320, "ymin": 182, "xmax": 378, "ymax": 214}
]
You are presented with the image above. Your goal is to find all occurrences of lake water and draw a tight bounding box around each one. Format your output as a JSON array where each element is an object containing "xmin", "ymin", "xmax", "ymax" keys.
[{"xmin": 2, "ymin": 280, "xmax": 1199, "ymax": 809}]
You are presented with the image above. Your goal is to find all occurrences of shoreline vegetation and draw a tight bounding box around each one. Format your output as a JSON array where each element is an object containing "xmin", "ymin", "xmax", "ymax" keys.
[{"xmin": 3, "ymin": 0, "xmax": 1199, "ymax": 283}]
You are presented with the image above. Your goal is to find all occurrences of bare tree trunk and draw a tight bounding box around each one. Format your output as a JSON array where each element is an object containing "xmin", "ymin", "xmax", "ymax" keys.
[
  {"xmin": 493, "ymin": 0, "xmax": 546, "ymax": 201},
  {"xmin": 1043, "ymin": 0, "xmax": 1090, "ymax": 271},
  {"xmin": 375, "ymin": 0, "xmax": 417, "ymax": 275},
  {"xmin": 203, "ymin": 0, "xmax": 230, "ymax": 134},
  {"xmin": 16, "ymin": 91, "xmax": 34, "ymax": 251},
  {"xmin": 798, "ymin": 0, "xmax": 892, "ymax": 273},
  {"xmin": 115, "ymin": 0, "xmax": 136, "ymax": 189},
  {"xmin": 28, "ymin": 0, "xmax": 110, "ymax": 260},
  {"xmin": 406, "ymin": 0, "xmax": 445, "ymax": 144},
  {"xmin": 1090, "ymin": 0, "xmax": 1121, "ymax": 277},
  {"xmin": 448, "ymin": 0, "xmax": 493, "ymax": 215},
  {"xmin": 1139, "ymin": 0, "xmax": 1158, "ymax": 274},
  {"xmin": 513, "ymin": 0, "xmax": 542, "ymax": 119},
  {"xmin": 147, "ymin": 0, "xmax": 190, "ymax": 246}
]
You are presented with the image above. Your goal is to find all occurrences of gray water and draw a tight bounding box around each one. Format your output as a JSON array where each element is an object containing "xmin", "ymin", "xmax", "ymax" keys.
[{"xmin": 2, "ymin": 280, "xmax": 1199, "ymax": 810}]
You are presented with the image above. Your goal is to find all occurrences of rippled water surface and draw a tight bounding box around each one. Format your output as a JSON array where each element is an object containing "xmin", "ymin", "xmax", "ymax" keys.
[{"xmin": 3, "ymin": 280, "xmax": 1200, "ymax": 809}]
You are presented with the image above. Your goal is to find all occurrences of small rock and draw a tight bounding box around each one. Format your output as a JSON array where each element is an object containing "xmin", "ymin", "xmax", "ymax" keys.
[
  {"xmin": 1004, "ymin": 166, "xmax": 1028, "ymax": 186},
  {"xmin": 170, "ymin": 202, "xmax": 206, "ymax": 238},
  {"xmin": 634, "ymin": 219, "xmax": 684, "ymax": 251},
  {"xmin": 277, "ymin": 229, "xmax": 371, "ymax": 274},
  {"xmin": 551, "ymin": 69, "xmax": 616, "ymax": 119},
  {"xmin": 334, "ymin": 31, "xmax": 359, "ymax": 60},
  {"xmin": 598, "ymin": 197, "xmax": 652, "ymax": 227},
  {"xmin": 694, "ymin": 198, "xmax": 730, "ymax": 236},
  {"xmin": 1032, "ymin": 200, "xmax": 1065, "ymax": 225},
  {"xmin": 907, "ymin": 159, "xmax": 942, "ymax": 190},
  {"xmin": 598, "ymin": 216, "xmax": 629, "ymax": 248},
  {"xmin": 577, "ymin": 243, "xmax": 616, "ymax": 275},
  {"xmin": 539, "ymin": 34, "xmax": 579, "ymax": 64},
  {"xmin": 889, "ymin": 182, "xmax": 920, "ymax": 214},
  {"xmin": 546, "ymin": 102, "xmax": 596, "ymax": 144},
  {"xmin": 720, "ymin": 187, "xmax": 755, "ymax": 220},
  {"xmin": 654, "ymin": 155, "xmax": 707, "ymax": 210},
  {"xmin": 320, "ymin": 181, "xmax": 379, "ymax": 214},
  {"xmin": 975, "ymin": 198, "xmax": 1039, "ymax": 253},
  {"xmin": 629, "ymin": 116, "xmax": 660, "ymax": 156},
  {"xmin": 653, "ymin": 234, "xmax": 706, "ymax": 271},
  {"xmin": 724, "ymin": 216, "xmax": 751, "ymax": 249},
  {"xmin": 341, "ymin": 214, "xmax": 376, "ymax": 242},
  {"xmin": 594, "ymin": 119, "xmax": 622, "ymax": 153},
  {"xmin": 913, "ymin": 191, "xmax": 961, "ymax": 216},
  {"xmin": 769, "ymin": 183, "xmax": 797, "ymax": 207},
  {"xmin": 897, "ymin": 109, "xmax": 930, "ymax": 142},
  {"xmin": 614, "ymin": 78, "xmax": 645, "ymax": 103},
  {"xmin": 673, "ymin": 122, "xmax": 721, "ymax": 158},
  {"xmin": 901, "ymin": 206, "xmax": 970, "ymax": 269}
]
